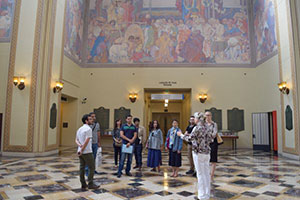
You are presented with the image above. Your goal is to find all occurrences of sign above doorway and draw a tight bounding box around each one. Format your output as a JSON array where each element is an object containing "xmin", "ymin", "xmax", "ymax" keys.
[
  {"xmin": 158, "ymin": 81, "xmax": 177, "ymax": 86},
  {"xmin": 151, "ymin": 94, "xmax": 184, "ymax": 100}
]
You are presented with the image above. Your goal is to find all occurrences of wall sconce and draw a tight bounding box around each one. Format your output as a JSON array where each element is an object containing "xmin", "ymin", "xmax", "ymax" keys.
[
  {"xmin": 53, "ymin": 81, "xmax": 64, "ymax": 93},
  {"xmin": 199, "ymin": 94, "xmax": 208, "ymax": 103},
  {"xmin": 13, "ymin": 76, "xmax": 26, "ymax": 90},
  {"xmin": 278, "ymin": 82, "xmax": 289, "ymax": 95},
  {"xmin": 129, "ymin": 93, "xmax": 137, "ymax": 103}
]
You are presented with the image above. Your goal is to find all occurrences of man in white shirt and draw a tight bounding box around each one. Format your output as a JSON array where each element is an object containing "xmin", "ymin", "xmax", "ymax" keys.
[{"xmin": 76, "ymin": 114, "xmax": 100, "ymax": 190}]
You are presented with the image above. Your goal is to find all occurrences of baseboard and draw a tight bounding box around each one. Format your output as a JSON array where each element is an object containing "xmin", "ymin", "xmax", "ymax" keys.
[
  {"xmin": 279, "ymin": 152, "xmax": 300, "ymax": 160},
  {"xmin": 2, "ymin": 149, "xmax": 59, "ymax": 157}
]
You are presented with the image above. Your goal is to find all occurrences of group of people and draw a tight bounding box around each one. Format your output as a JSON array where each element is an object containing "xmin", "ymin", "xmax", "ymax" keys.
[{"xmin": 76, "ymin": 111, "xmax": 219, "ymax": 200}]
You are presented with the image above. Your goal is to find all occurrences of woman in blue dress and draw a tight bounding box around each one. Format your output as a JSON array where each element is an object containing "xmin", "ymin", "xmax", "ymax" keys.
[
  {"xmin": 147, "ymin": 120, "xmax": 163, "ymax": 172},
  {"xmin": 165, "ymin": 120, "xmax": 183, "ymax": 178}
]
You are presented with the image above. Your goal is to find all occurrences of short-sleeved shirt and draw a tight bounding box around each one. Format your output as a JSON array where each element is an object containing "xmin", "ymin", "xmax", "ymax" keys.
[
  {"xmin": 76, "ymin": 124, "xmax": 93, "ymax": 154},
  {"xmin": 90, "ymin": 123, "xmax": 100, "ymax": 144},
  {"xmin": 186, "ymin": 124, "xmax": 196, "ymax": 144},
  {"xmin": 186, "ymin": 124, "xmax": 196, "ymax": 133},
  {"xmin": 121, "ymin": 124, "xmax": 137, "ymax": 144}
]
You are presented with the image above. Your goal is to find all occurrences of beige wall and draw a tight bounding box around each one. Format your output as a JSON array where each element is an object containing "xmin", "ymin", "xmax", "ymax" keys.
[
  {"xmin": 275, "ymin": 0, "xmax": 299, "ymax": 157},
  {"xmin": 9, "ymin": 0, "xmax": 39, "ymax": 146},
  {"xmin": 70, "ymin": 55, "xmax": 280, "ymax": 149},
  {"xmin": 62, "ymin": 56, "xmax": 81, "ymax": 98},
  {"xmin": 0, "ymin": 42, "xmax": 10, "ymax": 151},
  {"xmin": 0, "ymin": 43, "xmax": 10, "ymax": 136},
  {"xmin": 60, "ymin": 96, "xmax": 78, "ymax": 147},
  {"xmin": 46, "ymin": 0, "xmax": 66, "ymax": 148}
]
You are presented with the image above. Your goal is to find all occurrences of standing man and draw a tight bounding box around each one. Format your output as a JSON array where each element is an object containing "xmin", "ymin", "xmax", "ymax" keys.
[
  {"xmin": 76, "ymin": 114, "xmax": 99, "ymax": 190},
  {"xmin": 85, "ymin": 112, "xmax": 101, "ymax": 175},
  {"xmin": 133, "ymin": 118, "xmax": 146, "ymax": 171},
  {"xmin": 185, "ymin": 116, "xmax": 196, "ymax": 176},
  {"xmin": 117, "ymin": 115, "xmax": 137, "ymax": 178}
]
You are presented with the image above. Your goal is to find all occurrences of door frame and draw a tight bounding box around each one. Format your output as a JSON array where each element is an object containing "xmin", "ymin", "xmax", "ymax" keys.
[{"xmin": 144, "ymin": 88, "xmax": 191, "ymax": 134}]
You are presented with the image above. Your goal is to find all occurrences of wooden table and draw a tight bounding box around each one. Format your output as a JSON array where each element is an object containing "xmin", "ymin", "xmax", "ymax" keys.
[{"xmin": 221, "ymin": 135, "xmax": 239, "ymax": 150}]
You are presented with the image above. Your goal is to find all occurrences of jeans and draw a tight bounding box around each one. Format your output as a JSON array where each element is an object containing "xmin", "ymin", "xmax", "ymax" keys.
[
  {"xmin": 193, "ymin": 152, "xmax": 211, "ymax": 200},
  {"xmin": 118, "ymin": 152, "xmax": 133, "ymax": 175},
  {"xmin": 134, "ymin": 144, "xmax": 143, "ymax": 167},
  {"xmin": 85, "ymin": 143, "xmax": 98, "ymax": 175},
  {"xmin": 113, "ymin": 144, "xmax": 122, "ymax": 166},
  {"xmin": 79, "ymin": 153, "xmax": 95, "ymax": 186}
]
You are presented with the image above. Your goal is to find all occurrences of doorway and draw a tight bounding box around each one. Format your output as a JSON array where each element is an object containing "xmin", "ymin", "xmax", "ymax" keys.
[
  {"xmin": 59, "ymin": 95, "xmax": 79, "ymax": 147},
  {"xmin": 144, "ymin": 88, "xmax": 191, "ymax": 150},
  {"xmin": 252, "ymin": 111, "xmax": 278, "ymax": 153},
  {"xmin": 152, "ymin": 113, "xmax": 180, "ymax": 140}
]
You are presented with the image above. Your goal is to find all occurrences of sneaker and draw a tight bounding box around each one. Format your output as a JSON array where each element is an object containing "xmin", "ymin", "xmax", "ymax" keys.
[
  {"xmin": 126, "ymin": 172, "xmax": 132, "ymax": 176},
  {"xmin": 88, "ymin": 184, "xmax": 100, "ymax": 190},
  {"xmin": 117, "ymin": 173, "xmax": 122, "ymax": 178},
  {"xmin": 193, "ymin": 172, "xmax": 197, "ymax": 177},
  {"xmin": 186, "ymin": 169, "xmax": 194, "ymax": 175},
  {"xmin": 133, "ymin": 166, "xmax": 139, "ymax": 169},
  {"xmin": 95, "ymin": 171, "xmax": 101, "ymax": 175},
  {"xmin": 114, "ymin": 171, "xmax": 123, "ymax": 175}
]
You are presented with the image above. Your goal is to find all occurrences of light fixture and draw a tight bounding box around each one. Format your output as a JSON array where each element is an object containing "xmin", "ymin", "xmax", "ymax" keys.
[
  {"xmin": 278, "ymin": 82, "xmax": 289, "ymax": 95},
  {"xmin": 53, "ymin": 81, "xmax": 64, "ymax": 93},
  {"xmin": 129, "ymin": 93, "xmax": 137, "ymax": 103},
  {"xmin": 13, "ymin": 76, "xmax": 26, "ymax": 90},
  {"xmin": 199, "ymin": 94, "xmax": 208, "ymax": 103},
  {"xmin": 165, "ymin": 99, "xmax": 169, "ymax": 103},
  {"xmin": 164, "ymin": 103, "xmax": 168, "ymax": 107},
  {"xmin": 13, "ymin": 76, "xmax": 19, "ymax": 86}
]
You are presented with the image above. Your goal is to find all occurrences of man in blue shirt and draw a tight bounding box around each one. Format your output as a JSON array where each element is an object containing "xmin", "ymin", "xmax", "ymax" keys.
[{"xmin": 117, "ymin": 115, "xmax": 137, "ymax": 178}]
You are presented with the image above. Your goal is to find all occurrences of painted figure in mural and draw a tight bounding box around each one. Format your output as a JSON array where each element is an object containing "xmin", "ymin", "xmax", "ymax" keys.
[
  {"xmin": 143, "ymin": 15, "xmax": 154, "ymax": 54},
  {"xmin": 202, "ymin": 0, "xmax": 212, "ymax": 19},
  {"xmin": 211, "ymin": 19, "xmax": 226, "ymax": 61},
  {"xmin": 107, "ymin": 0, "xmax": 124, "ymax": 27},
  {"xmin": 64, "ymin": 0, "xmax": 84, "ymax": 61},
  {"xmin": 84, "ymin": 0, "xmax": 252, "ymax": 64},
  {"xmin": 254, "ymin": 0, "xmax": 277, "ymax": 61},
  {"xmin": 202, "ymin": 19, "xmax": 216, "ymax": 61},
  {"xmin": 176, "ymin": 19, "xmax": 191, "ymax": 55},
  {"xmin": 125, "ymin": 24, "xmax": 145, "ymax": 62},
  {"xmin": 0, "ymin": 0, "xmax": 14, "ymax": 38},
  {"xmin": 109, "ymin": 37, "xmax": 130, "ymax": 63},
  {"xmin": 90, "ymin": 30, "xmax": 108, "ymax": 63},
  {"xmin": 121, "ymin": 0, "xmax": 135, "ymax": 24},
  {"xmin": 155, "ymin": 31, "xmax": 174, "ymax": 63},
  {"xmin": 180, "ymin": 30, "xmax": 205, "ymax": 63}
]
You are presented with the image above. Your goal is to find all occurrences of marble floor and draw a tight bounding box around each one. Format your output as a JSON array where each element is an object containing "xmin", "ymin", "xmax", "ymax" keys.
[{"xmin": 0, "ymin": 148, "xmax": 299, "ymax": 200}]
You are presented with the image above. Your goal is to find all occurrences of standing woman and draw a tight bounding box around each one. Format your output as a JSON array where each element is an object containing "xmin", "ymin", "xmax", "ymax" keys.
[
  {"xmin": 205, "ymin": 111, "xmax": 218, "ymax": 181},
  {"xmin": 165, "ymin": 120, "xmax": 183, "ymax": 178},
  {"xmin": 112, "ymin": 119, "xmax": 122, "ymax": 168},
  {"xmin": 147, "ymin": 120, "xmax": 163, "ymax": 172},
  {"xmin": 177, "ymin": 112, "xmax": 217, "ymax": 200}
]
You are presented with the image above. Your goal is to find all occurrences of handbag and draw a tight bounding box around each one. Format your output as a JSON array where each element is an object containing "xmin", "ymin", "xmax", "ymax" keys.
[
  {"xmin": 115, "ymin": 138, "xmax": 122, "ymax": 147},
  {"xmin": 166, "ymin": 137, "xmax": 170, "ymax": 149},
  {"xmin": 95, "ymin": 147, "xmax": 102, "ymax": 168},
  {"xmin": 217, "ymin": 133, "xmax": 223, "ymax": 145}
]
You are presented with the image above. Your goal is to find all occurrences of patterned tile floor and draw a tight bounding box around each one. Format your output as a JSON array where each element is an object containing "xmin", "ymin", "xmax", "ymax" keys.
[{"xmin": 0, "ymin": 148, "xmax": 299, "ymax": 199}]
